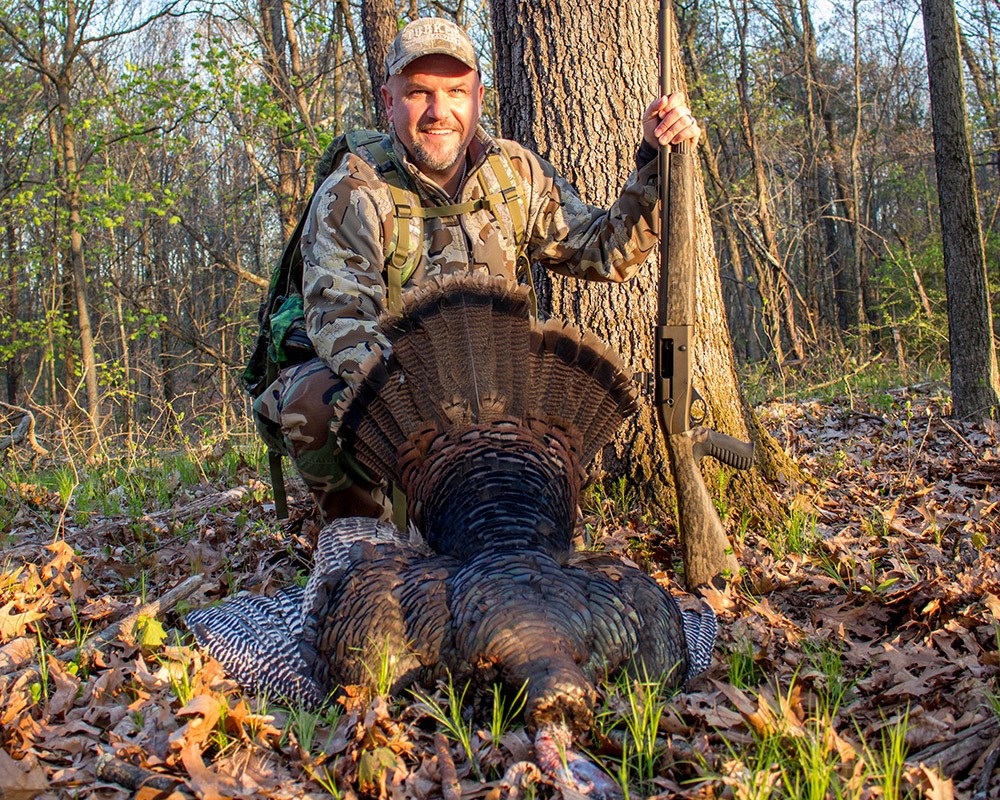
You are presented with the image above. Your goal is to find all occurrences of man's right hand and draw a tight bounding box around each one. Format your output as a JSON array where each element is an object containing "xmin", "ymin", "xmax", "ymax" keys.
[{"xmin": 643, "ymin": 92, "xmax": 700, "ymax": 148}]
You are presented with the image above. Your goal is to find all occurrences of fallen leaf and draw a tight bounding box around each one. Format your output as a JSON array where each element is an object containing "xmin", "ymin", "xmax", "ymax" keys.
[
  {"xmin": 178, "ymin": 738, "xmax": 234, "ymax": 800},
  {"xmin": 0, "ymin": 602, "xmax": 46, "ymax": 640},
  {"xmin": 0, "ymin": 749, "xmax": 47, "ymax": 800},
  {"xmin": 45, "ymin": 657, "xmax": 81, "ymax": 718}
]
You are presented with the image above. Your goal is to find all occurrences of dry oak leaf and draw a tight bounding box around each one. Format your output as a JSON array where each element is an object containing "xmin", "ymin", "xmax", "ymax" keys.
[
  {"xmin": 40, "ymin": 541, "xmax": 76, "ymax": 581},
  {"xmin": 904, "ymin": 763, "xmax": 955, "ymax": 800},
  {"xmin": 178, "ymin": 738, "xmax": 237, "ymax": 800},
  {"xmin": 44, "ymin": 658, "xmax": 81, "ymax": 718},
  {"xmin": 0, "ymin": 602, "xmax": 46, "ymax": 641},
  {"xmin": 0, "ymin": 749, "xmax": 47, "ymax": 800},
  {"xmin": 171, "ymin": 694, "xmax": 223, "ymax": 749},
  {"xmin": 0, "ymin": 638, "xmax": 35, "ymax": 673}
]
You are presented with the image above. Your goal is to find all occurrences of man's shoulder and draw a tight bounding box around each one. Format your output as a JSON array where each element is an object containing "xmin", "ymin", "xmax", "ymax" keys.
[
  {"xmin": 312, "ymin": 134, "xmax": 394, "ymax": 198},
  {"xmin": 488, "ymin": 135, "xmax": 539, "ymax": 165},
  {"xmin": 486, "ymin": 136, "xmax": 554, "ymax": 188}
]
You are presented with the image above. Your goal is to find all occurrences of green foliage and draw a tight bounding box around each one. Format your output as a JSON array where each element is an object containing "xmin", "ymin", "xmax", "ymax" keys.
[
  {"xmin": 763, "ymin": 501, "xmax": 819, "ymax": 558},
  {"xmin": 803, "ymin": 640, "xmax": 857, "ymax": 712},
  {"xmin": 590, "ymin": 666, "xmax": 683, "ymax": 796},
  {"xmin": 0, "ymin": 439, "xmax": 266, "ymax": 528},
  {"xmin": 727, "ymin": 636, "xmax": 765, "ymax": 690},
  {"xmin": 282, "ymin": 702, "xmax": 343, "ymax": 756},
  {"xmin": 411, "ymin": 674, "xmax": 478, "ymax": 777},
  {"xmin": 862, "ymin": 711, "xmax": 909, "ymax": 800},
  {"xmin": 360, "ymin": 637, "xmax": 402, "ymax": 698},
  {"xmin": 32, "ymin": 627, "xmax": 51, "ymax": 704},
  {"xmin": 743, "ymin": 351, "xmax": 950, "ymax": 408},
  {"xmin": 581, "ymin": 475, "xmax": 640, "ymax": 535},
  {"xmin": 134, "ymin": 615, "xmax": 167, "ymax": 649},
  {"xmin": 488, "ymin": 680, "xmax": 528, "ymax": 745}
]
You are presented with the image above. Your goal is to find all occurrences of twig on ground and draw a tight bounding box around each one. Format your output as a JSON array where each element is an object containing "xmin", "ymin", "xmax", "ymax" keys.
[
  {"xmin": 1, "ymin": 574, "xmax": 206, "ymax": 682},
  {"xmin": 908, "ymin": 718, "xmax": 999, "ymax": 778},
  {"xmin": 95, "ymin": 753, "xmax": 190, "ymax": 795},
  {"xmin": 803, "ymin": 358, "xmax": 876, "ymax": 394},
  {"xmin": 434, "ymin": 732, "xmax": 462, "ymax": 800},
  {"xmin": 972, "ymin": 735, "xmax": 1000, "ymax": 800},
  {"xmin": 939, "ymin": 417, "xmax": 983, "ymax": 459},
  {"xmin": 141, "ymin": 487, "xmax": 251, "ymax": 534}
]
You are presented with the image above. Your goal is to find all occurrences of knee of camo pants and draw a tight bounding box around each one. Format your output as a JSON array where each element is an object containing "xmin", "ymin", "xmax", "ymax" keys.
[
  {"xmin": 254, "ymin": 357, "xmax": 384, "ymax": 519},
  {"xmin": 252, "ymin": 380, "xmax": 287, "ymax": 455}
]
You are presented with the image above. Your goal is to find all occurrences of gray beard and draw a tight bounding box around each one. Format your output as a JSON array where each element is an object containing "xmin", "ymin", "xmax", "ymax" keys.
[{"xmin": 411, "ymin": 136, "xmax": 463, "ymax": 174}]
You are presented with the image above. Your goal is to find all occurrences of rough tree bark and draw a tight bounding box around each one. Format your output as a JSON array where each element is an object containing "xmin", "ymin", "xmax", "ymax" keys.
[
  {"xmin": 490, "ymin": 0, "xmax": 794, "ymax": 536},
  {"xmin": 922, "ymin": 0, "xmax": 1000, "ymax": 421},
  {"xmin": 361, "ymin": 0, "xmax": 399, "ymax": 131}
]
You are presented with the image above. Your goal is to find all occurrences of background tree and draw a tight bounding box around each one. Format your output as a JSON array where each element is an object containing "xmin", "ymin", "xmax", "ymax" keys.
[
  {"xmin": 361, "ymin": 0, "xmax": 399, "ymax": 130},
  {"xmin": 0, "ymin": 0, "xmax": 181, "ymax": 446},
  {"xmin": 923, "ymin": 0, "xmax": 1000, "ymax": 420}
]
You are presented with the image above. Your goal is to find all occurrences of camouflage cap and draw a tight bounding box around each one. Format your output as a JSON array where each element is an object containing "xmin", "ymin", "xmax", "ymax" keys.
[{"xmin": 384, "ymin": 18, "xmax": 480, "ymax": 78}]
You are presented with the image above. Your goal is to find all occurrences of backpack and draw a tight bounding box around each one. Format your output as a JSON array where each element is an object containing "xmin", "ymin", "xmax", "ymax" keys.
[{"xmin": 243, "ymin": 129, "xmax": 533, "ymax": 518}]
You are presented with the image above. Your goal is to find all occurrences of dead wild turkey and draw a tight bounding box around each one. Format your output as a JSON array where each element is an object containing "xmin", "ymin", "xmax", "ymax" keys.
[{"xmin": 186, "ymin": 274, "xmax": 716, "ymax": 795}]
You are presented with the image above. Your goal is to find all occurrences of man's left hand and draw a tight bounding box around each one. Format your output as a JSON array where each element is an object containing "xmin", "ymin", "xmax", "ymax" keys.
[{"xmin": 643, "ymin": 92, "xmax": 700, "ymax": 148}]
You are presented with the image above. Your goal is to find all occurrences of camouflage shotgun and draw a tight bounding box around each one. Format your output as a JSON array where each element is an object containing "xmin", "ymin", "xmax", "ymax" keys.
[{"xmin": 654, "ymin": 0, "xmax": 755, "ymax": 589}]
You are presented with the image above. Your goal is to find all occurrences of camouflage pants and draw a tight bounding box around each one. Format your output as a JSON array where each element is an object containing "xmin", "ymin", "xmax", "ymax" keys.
[{"xmin": 252, "ymin": 357, "xmax": 387, "ymax": 522}]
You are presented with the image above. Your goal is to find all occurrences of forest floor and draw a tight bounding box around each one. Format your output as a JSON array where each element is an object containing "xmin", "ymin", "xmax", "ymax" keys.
[{"xmin": 1, "ymin": 379, "xmax": 998, "ymax": 800}]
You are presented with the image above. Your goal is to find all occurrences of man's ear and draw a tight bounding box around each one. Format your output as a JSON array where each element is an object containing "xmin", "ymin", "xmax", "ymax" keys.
[{"xmin": 381, "ymin": 84, "xmax": 393, "ymax": 122}]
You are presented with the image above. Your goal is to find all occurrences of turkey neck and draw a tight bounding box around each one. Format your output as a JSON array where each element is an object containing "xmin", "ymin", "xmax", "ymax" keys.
[
  {"xmin": 448, "ymin": 546, "xmax": 597, "ymax": 733},
  {"xmin": 404, "ymin": 424, "xmax": 582, "ymax": 560}
]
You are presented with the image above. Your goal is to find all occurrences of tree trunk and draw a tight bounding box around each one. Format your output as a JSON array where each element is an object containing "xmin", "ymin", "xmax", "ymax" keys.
[
  {"xmin": 490, "ymin": 0, "xmax": 793, "ymax": 535},
  {"xmin": 959, "ymin": 26, "xmax": 1000, "ymax": 185},
  {"xmin": 848, "ymin": 0, "xmax": 870, "ymax": 356},
  {"xmin": 361, "ymin": 0, "xmax": 398, "ymax": 131},
  {"xmin": 922, "ymin": 0, "xmax": 1000, "ymax": 421},
  {"xmin": 679, "ymin": 14, "xmax": 762, "ymax": 363},
  {"xmin": 336, "ymin": 0, "xmax": 375, "ymax": 128},
  {"xmin": 796, "ymin": 0, "xmax": 842, "ymax": 343},
  {"xmin": 731, "ymin": 0, "xmax": 804, "ymax": 366},
  {"xmin": 4, "ymin": 215, "xmax": 20, "ymax": 404},
  {"xmin": 57, "ymin": 4, "xmax": 101, "ymax": 442}
]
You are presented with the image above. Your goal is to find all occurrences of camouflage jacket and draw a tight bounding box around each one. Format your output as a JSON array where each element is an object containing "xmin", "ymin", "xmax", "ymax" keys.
[{"xmin": 300, "ymin": 125, "xmax": 660, "ymax": 383}]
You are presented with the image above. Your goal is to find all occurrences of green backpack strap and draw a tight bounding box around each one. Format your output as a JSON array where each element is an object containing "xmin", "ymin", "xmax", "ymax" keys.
[
  {"xmin": 367, "ymin": 147, "xmax": 532, "ymax": 314},
  {"xmin": 480, "ymin": 151, "xmax": 536, "ymax": 316}
]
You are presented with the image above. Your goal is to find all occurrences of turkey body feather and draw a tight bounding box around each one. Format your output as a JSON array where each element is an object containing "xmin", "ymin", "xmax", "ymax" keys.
[{"xmin": 187, "ymin": 274, "xmax": 715, "ymax": 739}]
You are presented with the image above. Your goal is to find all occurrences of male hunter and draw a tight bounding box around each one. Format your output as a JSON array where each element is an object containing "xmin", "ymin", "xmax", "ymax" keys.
[{"xmin": 254, "ymin": 17, "xmax": 701, "ymax": 521}]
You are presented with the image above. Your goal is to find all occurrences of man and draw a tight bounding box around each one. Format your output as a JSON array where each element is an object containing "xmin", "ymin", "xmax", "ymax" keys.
[{"xmin": 254, "ymin": 17, "xmax": 701, "ymax": 522}]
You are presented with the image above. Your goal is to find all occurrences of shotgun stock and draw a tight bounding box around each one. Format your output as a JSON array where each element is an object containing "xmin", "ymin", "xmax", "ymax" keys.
[{"xmin": 655, "ymin": 0, "xmax": 754, "ymax": 589}]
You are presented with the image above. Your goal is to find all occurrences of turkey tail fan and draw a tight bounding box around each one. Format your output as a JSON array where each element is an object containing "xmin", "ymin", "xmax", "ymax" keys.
[
  {"xmin": 335, "ymin": 273, "xmax": 531, "ymax": 484},
  {"xmin": 333, "ymin": 355, "xmax": 408, "ymax": 482},
  {"xmin": 336, "ymin": 273, "xmax": 638, "ymax": 488},
  {"xmin": 527, "ymin": 319, "xmax": 639, "ymax": 464}
]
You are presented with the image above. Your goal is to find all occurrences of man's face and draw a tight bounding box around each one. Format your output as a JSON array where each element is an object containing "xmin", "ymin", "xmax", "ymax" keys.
[{"xmin": 382, "ymin": 54, "xmax": 483, "ymax": 183}]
